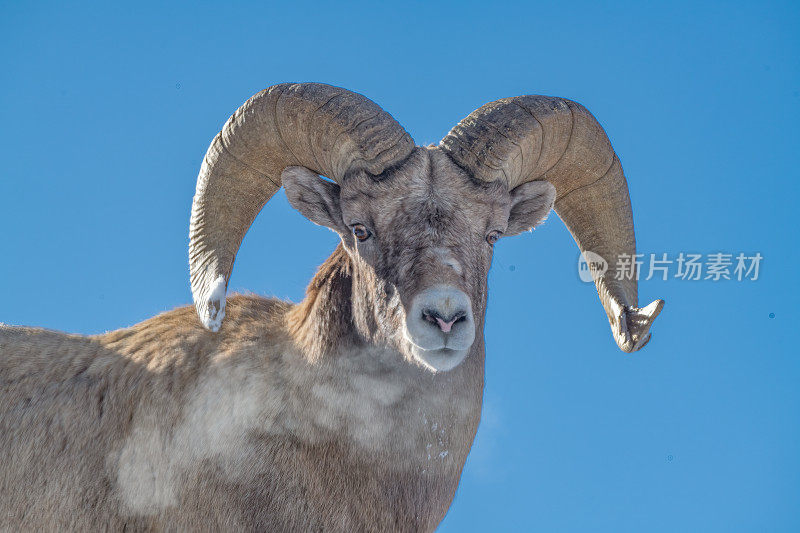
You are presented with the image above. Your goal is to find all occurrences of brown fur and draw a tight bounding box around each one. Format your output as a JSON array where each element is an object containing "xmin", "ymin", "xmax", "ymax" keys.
[{"xmin": 0, "ymin": 148, "xmax": 539, "ymax": 530}]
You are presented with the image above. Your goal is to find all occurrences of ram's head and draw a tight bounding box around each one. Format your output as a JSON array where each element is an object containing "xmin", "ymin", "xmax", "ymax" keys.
[{"xmin": 189, "ymin": 83, "xmax": 663, "ymax": 370}]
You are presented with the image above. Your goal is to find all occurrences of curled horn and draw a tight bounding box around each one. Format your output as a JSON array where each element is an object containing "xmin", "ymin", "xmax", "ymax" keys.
[
  {"xmin": 189, "ymin": 83, "xmax": 414, "ymax": 331},
  {"xmin": 440, "ymin": 96, "xmax": 663, "ymax": 352}
]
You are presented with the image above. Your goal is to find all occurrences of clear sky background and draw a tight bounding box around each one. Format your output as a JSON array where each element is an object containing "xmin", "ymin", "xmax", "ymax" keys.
[{"xmin": 1, "ymin": 1, "xmax": 798, "ymax": 530}]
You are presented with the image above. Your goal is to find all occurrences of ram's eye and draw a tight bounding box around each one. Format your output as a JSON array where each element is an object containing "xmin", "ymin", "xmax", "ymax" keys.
[
  {"xmin": 486, "ymin": 230, "xmax": 501, "ymax": 245},
  {"xmin": 352, "ymin": 224, "xmax": 371, "ymax": 242}
]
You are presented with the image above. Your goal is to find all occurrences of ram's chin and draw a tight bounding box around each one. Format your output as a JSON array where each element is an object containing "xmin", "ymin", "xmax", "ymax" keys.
[{"xmin": 411, "ymin": 346, "xmax": 469, "ymax": 372}]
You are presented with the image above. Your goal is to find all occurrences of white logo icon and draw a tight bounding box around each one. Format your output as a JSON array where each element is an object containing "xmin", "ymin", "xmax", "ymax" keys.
[{"xmin": 578, "ymin": 251, "xmax": 608, "ymax": 283}]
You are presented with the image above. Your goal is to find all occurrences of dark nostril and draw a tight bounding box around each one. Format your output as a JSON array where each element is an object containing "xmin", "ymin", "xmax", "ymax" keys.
[{"xmin": 422, "ymin": 310, "xmax": 438, "ymax": 326}]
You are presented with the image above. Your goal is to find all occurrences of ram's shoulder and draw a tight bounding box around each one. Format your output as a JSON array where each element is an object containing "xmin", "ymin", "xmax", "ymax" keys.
[
  {"xmin": 95, "ymin": 294, "xmax": 291, "ymax": 362},
  {"xmin": 0, "ymin": 295, "xmax": 291, "ymax": 385}
]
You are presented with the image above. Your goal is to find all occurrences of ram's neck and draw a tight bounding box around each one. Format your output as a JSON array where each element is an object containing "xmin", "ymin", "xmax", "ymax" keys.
[
  {"xmin": 286, "ymin": 243, "xmax": 402, "ymax": 361},
  {"xmin": 286, "ymin": 244, "xmax": 353, "ymax": 361}
]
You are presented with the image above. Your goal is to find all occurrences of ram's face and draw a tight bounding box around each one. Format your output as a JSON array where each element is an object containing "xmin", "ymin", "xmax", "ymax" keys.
[{"xmin": 283, "ymin": 147, "xmax": 555, "ymax": 371}]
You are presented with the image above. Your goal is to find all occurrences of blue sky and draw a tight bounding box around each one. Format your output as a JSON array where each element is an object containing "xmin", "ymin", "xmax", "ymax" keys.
[{"xmin": 1, "ymin": 1, "xmax": 798, "ymax": 530}]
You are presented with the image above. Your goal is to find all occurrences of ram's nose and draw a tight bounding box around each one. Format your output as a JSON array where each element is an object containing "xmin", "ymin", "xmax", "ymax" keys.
[{"xmin": 405, "ymin": 285, "xmax": 475, "ymax": 350}]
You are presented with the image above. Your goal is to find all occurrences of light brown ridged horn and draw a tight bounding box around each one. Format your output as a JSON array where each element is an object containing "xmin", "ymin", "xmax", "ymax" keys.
[
  {"xmin": 440, "ymin": 96, "xmax": 663, "ymax": 352},
  {"xmin": 189, "ymin": 83, "xmax": 414, "ymax": 331}
]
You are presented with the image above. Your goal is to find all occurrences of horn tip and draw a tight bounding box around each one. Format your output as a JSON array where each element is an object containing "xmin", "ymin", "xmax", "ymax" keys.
[
  {"xmin": 196, "ymin": 275, "xmax": 227, "ymax": 332},
  {"xmin": 616, "ymin": 298, "xmax": 665, "ymax": 353}
]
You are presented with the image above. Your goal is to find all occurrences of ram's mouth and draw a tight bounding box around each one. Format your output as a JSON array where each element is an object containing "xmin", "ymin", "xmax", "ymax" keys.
[{"xmin": 410, "ymin": 345, "xmax": 469, "ymax": 373}]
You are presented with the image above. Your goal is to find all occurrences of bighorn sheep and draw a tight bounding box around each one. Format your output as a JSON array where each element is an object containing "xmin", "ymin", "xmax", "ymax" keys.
[{"xmin": 0, "ymin": 83, "xmax": 663, "ymax": 530}]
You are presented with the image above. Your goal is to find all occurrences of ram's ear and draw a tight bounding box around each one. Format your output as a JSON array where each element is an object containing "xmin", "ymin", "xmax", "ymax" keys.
[
  {"xmin": 506, "ymin": 180, "xmax": 556, "ymax": 236},
  {"xmin": 282, "ymin": 166, "xmax": 346, "ymax": 232}
]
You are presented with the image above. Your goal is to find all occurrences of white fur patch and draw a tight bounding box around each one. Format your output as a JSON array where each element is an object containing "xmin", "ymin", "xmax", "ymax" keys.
[
  {"xmin": 114, "ymin": 361, "xmax": 263, "ymax": 514},
  {"xmin": 431, "ymin": 247, "xmax": 462, "ymax": 275}
]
